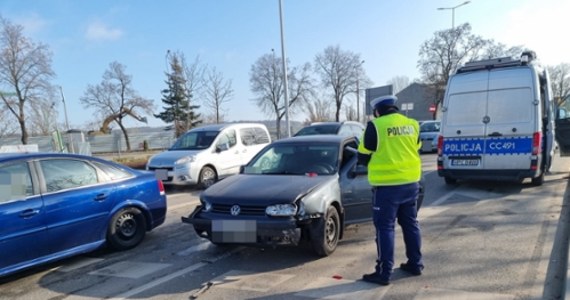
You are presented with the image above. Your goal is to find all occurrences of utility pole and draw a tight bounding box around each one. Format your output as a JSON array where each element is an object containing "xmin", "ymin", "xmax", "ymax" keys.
[
  {"xmin": 278, "ymin": 0, "xmax": 291, "ymax": 137},
  {"xmin": 59, "ymin": 86, "xmax": 74, "ymax": 153},
  {"xmin": 355, "ymin": 60, "xmax": 365, "ymax": 122}
]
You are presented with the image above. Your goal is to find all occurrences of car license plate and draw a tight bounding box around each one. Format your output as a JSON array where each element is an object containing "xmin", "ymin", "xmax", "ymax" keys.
[
  {"xmin": 212, "ymin": 220, "xmax": 257, "ymax": 243},
  {"xmin": 451, "ymin": 159, "xmax": 480, "ymax": 166},
  {"xmin": 154, "ymin": 169, "xmax": 168, "ymax": 181}
]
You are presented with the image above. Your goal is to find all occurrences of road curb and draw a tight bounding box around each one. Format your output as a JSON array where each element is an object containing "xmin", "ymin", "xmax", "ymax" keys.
[{"xmin": 543, "ymin": 176, "xmax": 570, "ymax": 299}]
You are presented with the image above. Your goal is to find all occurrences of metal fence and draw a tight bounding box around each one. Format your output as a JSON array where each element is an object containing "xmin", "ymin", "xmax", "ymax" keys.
[{"xmin": 0, "ymin": 122, "xmax": 304, "ymax": 155}]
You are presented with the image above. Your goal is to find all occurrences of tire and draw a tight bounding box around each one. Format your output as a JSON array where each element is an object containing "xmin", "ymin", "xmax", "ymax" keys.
[
  {"xmin": 199, "ymin": 166, "xmax": 217, "ymax": 189},
  {"xmin": 531, "ymin": 171, "xmax": 544, "ymax": 186},
  {"xmin": 310, "ymin": 206, "xmax": 340, "ymax": 256},
  {"xmin": 444, "ymin": 176, "xmax": 457, "ymax": 185},
  {"xmin": 107, "ymin": 207, "xmax": 146, "ymax": 251}
]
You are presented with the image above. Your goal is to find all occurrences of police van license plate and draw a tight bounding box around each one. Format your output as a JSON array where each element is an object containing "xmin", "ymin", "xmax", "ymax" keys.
[{"xmin": 451, "ymin": 159, "xmax": 480, "ymax": 166}]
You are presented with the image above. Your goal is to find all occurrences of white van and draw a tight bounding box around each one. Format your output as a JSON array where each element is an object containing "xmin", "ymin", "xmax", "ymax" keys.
[
  {"xmin": 146, "ymin": 123, "xmax": 271, "ymax": 188},
  {"xmin": 437, "ymin": 51, "xmax": 555, "ymax": 186}
]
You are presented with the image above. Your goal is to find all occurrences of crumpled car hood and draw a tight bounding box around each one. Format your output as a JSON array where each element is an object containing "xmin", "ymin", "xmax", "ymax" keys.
[{"xmin": 202, "ymin": 174, "xmax": 334, "ymax": 205}]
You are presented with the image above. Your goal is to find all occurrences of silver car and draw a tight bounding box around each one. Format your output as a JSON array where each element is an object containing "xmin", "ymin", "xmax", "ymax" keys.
[{"xmin": 419, "ymin": 120, "xmax": 440, "ymax": 153}]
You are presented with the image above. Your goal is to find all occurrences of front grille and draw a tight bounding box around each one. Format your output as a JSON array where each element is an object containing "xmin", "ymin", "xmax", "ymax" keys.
[
  {"xmin": 212, "ymin": 204, "xmax": 266, "ymax": 216},
  {"xmin": 148, "ymin": 166, "xmax": 173, "ymax": 171}
]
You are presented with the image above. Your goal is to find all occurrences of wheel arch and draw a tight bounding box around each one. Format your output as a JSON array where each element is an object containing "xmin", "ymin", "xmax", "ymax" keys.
[{"xmin": 109, "ymin": 201, "xmax": 153, "ymax": 231}]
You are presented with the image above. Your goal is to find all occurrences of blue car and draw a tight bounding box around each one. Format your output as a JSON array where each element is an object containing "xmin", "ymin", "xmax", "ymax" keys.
[{"xmin": 0, "ymin": 152, "xmax": 167, "ymax": 277}]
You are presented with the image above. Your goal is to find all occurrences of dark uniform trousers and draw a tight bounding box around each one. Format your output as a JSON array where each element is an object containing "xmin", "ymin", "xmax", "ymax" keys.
[{"xmin": 372, "ymin": 182, "xmax": 423, "ymax": 277}]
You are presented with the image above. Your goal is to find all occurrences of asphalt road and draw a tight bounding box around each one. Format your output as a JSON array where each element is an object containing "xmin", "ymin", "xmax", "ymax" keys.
[{"xmin": 1, "ymin": 153, "xmax": 569, "ymax": 300}]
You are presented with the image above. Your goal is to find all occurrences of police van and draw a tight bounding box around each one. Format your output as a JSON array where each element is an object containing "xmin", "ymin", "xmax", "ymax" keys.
[{"xmin": 437, "ymin": 51, "xmax": 555, "ymax": 186}]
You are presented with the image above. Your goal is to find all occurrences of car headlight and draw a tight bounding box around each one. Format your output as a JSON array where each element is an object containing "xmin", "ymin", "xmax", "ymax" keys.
[
  {"xmin": 202, "ymin": 200, "xmax": 212, "ymax": 212},
  {"xmin": 297, "ymin": 201, "xmax": 305, "ymax": 216},
  {"xmin": 266, "ymin": 204, "xmax": 297, "ymax": 217},
  {"xmin": 175, "ymin": 156, "xmax": 196, "ymax": 166}
]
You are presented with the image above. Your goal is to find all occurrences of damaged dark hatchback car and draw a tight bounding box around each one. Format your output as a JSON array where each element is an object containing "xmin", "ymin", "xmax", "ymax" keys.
[{"xmin": 182, "ymin": 135, "xmax": 424, "ymax": 256}]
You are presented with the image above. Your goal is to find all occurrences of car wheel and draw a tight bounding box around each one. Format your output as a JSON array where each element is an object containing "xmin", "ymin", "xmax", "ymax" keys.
[
  {"xmin": 531, "ymin": 171, "xmax": 544, "ymax": 186},
  {"xmin": 107, "ymin": 207, "xmax": 146, "ymax": 251},
  {"xmin": 444, "ymin": 176, "xmax": 457, "ymax": 185},
  {"xmin": 199, "ymin": 166, "xmax": 217, "ymax": 189},
  {"xmin": 310, "ymin": 206, "xmax": 340, "ymax": 256}
]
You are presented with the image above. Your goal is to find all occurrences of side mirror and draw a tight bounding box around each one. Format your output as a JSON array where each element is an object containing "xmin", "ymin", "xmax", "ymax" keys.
[
  {"xmin": 239, "ymin": 165, "xmax": 245, "ymax": 174},
  {"xmin": 348, "ymin": 164, "xmax": 368, "ymax": 178},
  {"xmin": 216, "ymin": 143, "xmax": 229, "ymax": 152}
]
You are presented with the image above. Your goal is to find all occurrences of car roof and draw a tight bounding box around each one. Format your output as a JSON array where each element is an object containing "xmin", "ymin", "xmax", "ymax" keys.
[
  {"xmin": 0, "ymin": 152, "xmax": 103, "ymax": 163},
  {"xmin": 276, "ymin": 134, "xmax": 352, "ymax": 144},
  {"xmin": 309, "ymin": 121, "xmax": 362, "ymax": 126},
  {"xmin": 186, "ymin": 123, "xmax": 266, "ymax": 133}
]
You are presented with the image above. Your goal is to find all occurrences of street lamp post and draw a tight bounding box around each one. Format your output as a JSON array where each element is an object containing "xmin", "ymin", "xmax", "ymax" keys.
[
  {"xmin": 59, "ymin": 86, "xmax": 74, "ymax": 153},
  {"xmin": 437, "ymin": 1, "xmax": 470, "ymax": 29},
  {"xmin": 355, "ymin": 60, "xmax": 365, "ymax": 123},
  {"xmin": 278, "ymin": 0, "xmax": 291, "ymax": 137}
]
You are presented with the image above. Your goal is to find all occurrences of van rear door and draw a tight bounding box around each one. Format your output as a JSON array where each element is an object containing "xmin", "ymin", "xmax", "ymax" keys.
[
  {"xmin": 555, "ymin": 97, "xmax": 570, "ymax": 156},
  {"xmin": 441, "ymin": 71, "xmax": 488, "ymax": 168},
  {"xmin": 483, "ymin": 68, "xmax": 535, "ymax": 169}
]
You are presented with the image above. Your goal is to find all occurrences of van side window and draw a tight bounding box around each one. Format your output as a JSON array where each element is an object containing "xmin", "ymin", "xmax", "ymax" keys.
[
  {"xmin": 240, "ymin": 128, "xmax": 255, "ymax": 146},
  {"xmin": 217, "ymin": 129, "xmax": 237, "ymax": 150},
  {"xmin": 253, "ymin": 127, "xmax": 270, "ymax": 144},
  {"xmin": 241, "ymin": 127, "xmax": 270, "ymax": 146}
]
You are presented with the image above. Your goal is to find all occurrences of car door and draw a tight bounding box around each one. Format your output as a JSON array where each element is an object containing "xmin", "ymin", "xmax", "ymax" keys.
[
  {"xmin": 0, "ymin": 160, "xmax": 46, "ymax": 273},
  {"xmin": 339, "ymin": 142, "xmax": 372, "ymax": 224},
  {"xmin": 39, "ymin": 158, "xmax": 116, "ymax": 254},
  {"xmin": 213, "ymin": 129, "xmax": 241, "ymax": 176},
  {"xmin": 555, "ymin": 98, "xmax": 570, "ymax": 156}
]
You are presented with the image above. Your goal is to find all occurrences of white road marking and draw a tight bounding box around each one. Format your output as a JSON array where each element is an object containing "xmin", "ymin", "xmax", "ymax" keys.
[
  {"xmin": 176, "ymin": 241, "xmax": 215, "ymax": 256},
  {"xmin": 56, "ymin": 258, "xmax": 104, "ymax": 272},
  {"xmin": 295, "ymin": 276, "xmax": 390, "ymax": 299},
  {"xmin": 89, "ymin": 261, "xmax": 170, "ymax": 278},
  {"xmin": 109, "ymin": 248, "xmax": 241, "ymax": 300},
  {"xmin": 414, "ymin": 287, "xmax": 514, "ymax": 300},
  {"xmin": 211, "ymin": 270, "xmax": 295, "ymax": 292},
  {"xmin": 168, "ymin": 200, "xmax": 199, "ymax": 211}
]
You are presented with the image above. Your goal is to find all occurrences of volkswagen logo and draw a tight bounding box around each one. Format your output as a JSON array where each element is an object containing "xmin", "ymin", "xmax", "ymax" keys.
[{"xmin": 230, "ymin": 205, "xmax": 241, "ymax": 216}]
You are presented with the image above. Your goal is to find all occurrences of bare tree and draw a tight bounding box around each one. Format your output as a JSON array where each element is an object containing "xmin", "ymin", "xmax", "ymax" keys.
[
  {"xmin": 387, "ymin": 76, "xmax": 411, "ymax": 95},
  {"xmin": 418, "ymin": 23, "xmax": 527, "ymax": 116},
  {"xmin": 250, "ymin": 51, "xmax": 314, "ymax": 139},
  {"xmin": 81, "ymin": 61, "xmax": 154, "ymax": 151},
  {"xmin": 480, "ymin": 41, "xmax": 524, "ymax": 60},
  {"xmin": 344, "ymin": 104, "xmax": 357, "ymax": 121},
  {"xmin": 179, "ymin": 52, "xmax": 206, "ymax": 131},
  {"xmin": 0, "ymin": 102, "xmax": 17, "ymax": 137},
  {"xmin": 203, "ymin": 67, "xmax": 233, "ymax": 124},
  {"xmin": 417, "ymin": 23, "xmax": 487, "ymax": 114},
  {"xmin": 28, "ymin": 99, "xmax": 59, "ymax": 136},
  {"xmin": 547, "ymin": 63, "xmax": 570, "ymax": 107},
  {"xmin": 314, "ymin": 45, "xmax": 367, "ymax": 121},
  {"xmin": 304, "ymin": 96, "xmax": 332, "ymax": 123},
  {"xmin": 0, "ymin": 16, "xmax": 56, "ymax": 144}
]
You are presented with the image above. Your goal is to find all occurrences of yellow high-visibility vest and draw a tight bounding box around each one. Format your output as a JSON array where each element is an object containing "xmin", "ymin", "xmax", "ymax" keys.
[{"xmin": 358, "ymin": 114, "xmax": 421, "ymax": 186}]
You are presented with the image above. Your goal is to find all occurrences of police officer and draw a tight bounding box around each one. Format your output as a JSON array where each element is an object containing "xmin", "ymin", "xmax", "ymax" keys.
[{"xmin": 358, "ymin": 95, "xmax": 423, "ymax": 285}]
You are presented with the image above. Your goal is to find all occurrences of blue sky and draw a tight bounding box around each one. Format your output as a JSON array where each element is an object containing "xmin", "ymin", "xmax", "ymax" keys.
[{"xmin": 2, "ymin": 0, "xmax": 568, "ymax": 129}]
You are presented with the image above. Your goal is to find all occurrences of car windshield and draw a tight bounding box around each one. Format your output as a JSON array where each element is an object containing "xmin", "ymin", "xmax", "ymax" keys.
[
  {"xmin": 420, "ymin": 121, "xmax": 440, "ymax": 133},
  {"xmin": 244, "ymin": 143, "xmax": 339, "ymax": 175},
  {"xmin": 294, "ymin": 124, "xmax": 340, "ymax": 136},
  {"xmin": 170, "ymin": 131, "xmax": 219, "ymax": 150}
]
